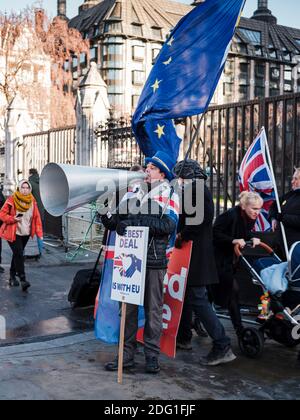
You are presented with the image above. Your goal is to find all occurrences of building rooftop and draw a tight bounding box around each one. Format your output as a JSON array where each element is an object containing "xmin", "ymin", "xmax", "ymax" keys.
[
  {"xmin": 69, "ymin": 0, "xmax": 192, "ymax": 39},
  {"xmin": 69, "ymin": 0, "xmax": 300, "ymax": 63},
  {"xmin": 235, "ymin": 17, "xmax": 300, "ymax": 63}
]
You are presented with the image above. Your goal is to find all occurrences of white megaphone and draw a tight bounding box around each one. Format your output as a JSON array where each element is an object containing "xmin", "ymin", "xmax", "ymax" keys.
[{"xmin": 40, "ymin": 163, "xmax": 146, "ymax": 217}]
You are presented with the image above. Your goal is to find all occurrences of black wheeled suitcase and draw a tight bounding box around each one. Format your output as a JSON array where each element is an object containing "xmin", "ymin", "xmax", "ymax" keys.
[{"xmin": 68, "ymin": 247, "xmax": 103, "ymax": 308}]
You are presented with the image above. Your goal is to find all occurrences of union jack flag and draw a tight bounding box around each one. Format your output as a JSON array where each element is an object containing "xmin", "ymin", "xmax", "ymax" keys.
[
  {"xmin": 113, "ymin": 254, "xmax": 125, "ymax": 277},
  {"xmin": 238, "ymin": 128, "xmax": 275, "ymax": 232}
]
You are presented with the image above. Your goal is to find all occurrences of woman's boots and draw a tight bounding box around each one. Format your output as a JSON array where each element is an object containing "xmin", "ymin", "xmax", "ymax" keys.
[
  {"xmin": 9, "ymin": 272, "xmax": 31, "ymax": 292},
  {"xmin": 20, "ymin": 276, "xmax": 31, "ymax": 292},
  {"xmin": 9, "ymin": 273, "xmax": 20, "ymax": 287}
]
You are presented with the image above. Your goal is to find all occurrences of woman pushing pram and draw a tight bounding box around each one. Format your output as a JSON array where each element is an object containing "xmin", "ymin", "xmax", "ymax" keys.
[
  {"xmin": 212, "ymin": 191, "xmax": 300, "ymax": 359},
  {"xmin": 212, "ymin": 192, "xmax": 264, "ymax": 339}
]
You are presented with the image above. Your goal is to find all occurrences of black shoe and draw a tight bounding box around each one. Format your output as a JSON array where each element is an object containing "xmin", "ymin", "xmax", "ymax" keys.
[
  {"xmin": 20, "ymin": 280, "xmax": 31, "ymax": 292},
  {"xmin": 105, "ymin": 357, "xmax": 135, "ymax": 372},
  {"xmin": 145, "ymin": 356, "xmax": 161, "ymax": 374},
  {"xmin": 176, "ymin": 340, "xmax": 193, "ymax": 351},
  {"xmin": 9, "ymin": 275, "xmax": 19, "ymax": 287},
  {"xmin": 0, "ymin": 266, "xmax": 5, "ymax": 274},
  {"xmin": 199, "ymin": 346, "xmax": 236, "ymax": 367},
  {"xmin": 193, "ymin": 319, "xmax": 208, "ymax": 338}
]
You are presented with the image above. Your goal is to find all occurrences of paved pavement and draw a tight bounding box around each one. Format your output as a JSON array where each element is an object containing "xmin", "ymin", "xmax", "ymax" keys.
[
  {"xmin": 0, "ymin": 240, "xmax": 97, "ymax": 344},
  {"xmin": 0, "ymin": 328, "xmax": 299, "ymax": 400},
  {"xmin": 0, "ymin": 239, "xmax": 299, "ymax": 400}
]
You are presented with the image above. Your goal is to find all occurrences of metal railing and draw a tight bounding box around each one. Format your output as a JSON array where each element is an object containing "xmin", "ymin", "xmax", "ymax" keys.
[
  {"xmin": 189, "ymin": 92, "xmax": 300, "ymax": 215},
  {"xmin": 15, "ymin": 92, "xmax": 300, "ymax": 238},
  {"xmin": 94, "ymin": 117, "xmax": 143, "ymax": 169},
  {"xmin": 19, "ymin": 125, "xmax": 76, "ymax": 178},
  {"xmin": 62, "ymin": 204, "xmax": 105, "ymax": 260}
]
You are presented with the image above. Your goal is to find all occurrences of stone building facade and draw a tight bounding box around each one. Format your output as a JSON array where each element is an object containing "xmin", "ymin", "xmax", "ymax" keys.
[{"xmin": 0, "ymin": 22, "xmax": 52, "ymax": 140}]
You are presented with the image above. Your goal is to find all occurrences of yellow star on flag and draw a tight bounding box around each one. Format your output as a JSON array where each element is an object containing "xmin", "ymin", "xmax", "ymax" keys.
[
  {"xmin": 151, "ymin": 79, "xmax": 162, "ymax": 93},
  {"xmin": 154, "ymin": 124, "xmax": 165, "ymax": 139},
  {"xmin": 167, "ymin": 36, "xmax": 175, "ymax": 46},
  {"xmin": 163, "ymin": 57, "xmax": 172, "ymax": 66}
]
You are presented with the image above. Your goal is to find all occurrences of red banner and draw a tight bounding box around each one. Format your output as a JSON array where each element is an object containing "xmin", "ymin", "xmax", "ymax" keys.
[{"xmin": 137, "ymin": 241, "xmax": 192, "ymax": 358}]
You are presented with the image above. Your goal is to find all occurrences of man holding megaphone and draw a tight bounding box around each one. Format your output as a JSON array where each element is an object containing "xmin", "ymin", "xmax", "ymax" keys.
[{"xmin": 102, "ymin": 151, "xmax": 179, "ymax": 374}]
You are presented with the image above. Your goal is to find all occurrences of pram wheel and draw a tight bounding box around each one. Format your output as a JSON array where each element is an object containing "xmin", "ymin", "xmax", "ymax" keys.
[{"xmin": 239, "ymin": 328, "xmax": 265, "ymax": 359}]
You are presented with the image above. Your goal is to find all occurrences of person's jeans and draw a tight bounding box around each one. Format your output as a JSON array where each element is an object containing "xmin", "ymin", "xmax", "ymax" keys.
[
  {"xmin": 8, "ymin": 235, "xmax": 30, "ymax": 279},
  {"xmin": 124, "ymin": 269, "xmax": 165, "ymax": 360},
  {"xmin": 178, "ymin": 286, "xmax": 231, "ymax": 351},
  {"xmin": 37, "ymin": 237, "xmax": 44, "ymax": 255}
]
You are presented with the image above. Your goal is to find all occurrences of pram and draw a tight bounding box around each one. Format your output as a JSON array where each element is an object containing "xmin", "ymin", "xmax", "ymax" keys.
[{"xmin": 230, "ymin": 241, "xmax": 300, "ymax": 359}]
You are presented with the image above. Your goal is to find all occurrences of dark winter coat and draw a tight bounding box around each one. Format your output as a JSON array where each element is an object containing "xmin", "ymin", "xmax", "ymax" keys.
[
  {"xmin": 102, "ymin": 183, "xmax": 177, "ymax": 270},
  {"xmin": 269, "ymin": 189, "xmax": 300, "ymax": 256},
  {"xmin": 177, "ymin": 183, "xmax": 219, "ymax": 287},
  {"xmin": 212, "ymin": 206, "xmax": 256, "ymax": 305},
  {"xmin": 29, "ymin": 173, "xmax": 44, "ymax": 219}
]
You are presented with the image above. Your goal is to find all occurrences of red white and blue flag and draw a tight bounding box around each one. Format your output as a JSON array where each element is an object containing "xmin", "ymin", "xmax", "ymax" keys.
[{"xmin": 238, "ymin": 128, "xmax": 276, "ymax": 232}]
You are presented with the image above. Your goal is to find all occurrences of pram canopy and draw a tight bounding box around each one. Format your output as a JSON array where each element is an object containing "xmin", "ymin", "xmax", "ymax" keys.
[
  {"xmin": 288, "ymin": 242, "xmax": 300, "ymax": 292},
  {"xmin": 235, "ymin": 241, "xmax": 300, "ymax": 297}
]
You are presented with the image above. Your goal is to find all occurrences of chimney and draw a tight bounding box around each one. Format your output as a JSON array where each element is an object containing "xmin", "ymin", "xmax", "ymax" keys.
[
  {"xmin": 57, "ymin": 0, "xmax": 67, "ymax": 18},
  {"xmin": 251, "ymin": 0, "xmax": 277, "ymax": 25},
  {"xmin": 79, "ymin": 1, "xmax": 100, "ymax": 14}
]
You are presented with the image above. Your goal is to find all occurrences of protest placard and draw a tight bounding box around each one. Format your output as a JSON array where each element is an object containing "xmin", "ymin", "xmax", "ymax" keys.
[{"xmin": 111, "ymin": 227, "xmax": 149, "ymax": 306}]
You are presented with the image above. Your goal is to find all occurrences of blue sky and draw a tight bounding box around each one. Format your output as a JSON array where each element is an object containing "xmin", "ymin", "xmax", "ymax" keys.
[{"xmin": 0, "ymin": 1, "xmax": 298, "ymax": 29}]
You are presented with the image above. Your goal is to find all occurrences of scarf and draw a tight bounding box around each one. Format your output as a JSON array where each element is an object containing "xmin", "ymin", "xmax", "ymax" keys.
[
  {"xmin": 141, "ymin": 181, "xmax": 179, "ymax": 258},
  {"xmin": 13, "ymin": 191, "xmax": 34, "ymax": 213},
  {"xmin": 241, "ymin": 208, "xmax": 256, "ymax": 233}
]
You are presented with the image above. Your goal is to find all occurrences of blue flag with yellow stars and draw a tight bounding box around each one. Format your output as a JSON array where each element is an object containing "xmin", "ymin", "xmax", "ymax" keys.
[
  {"xmin": 132, "ymin": 0, "xmax": 245, "ymax": 161},
  {"xmin": 138, "ymin": 119, "xmax": 182, "ymax": 163}
]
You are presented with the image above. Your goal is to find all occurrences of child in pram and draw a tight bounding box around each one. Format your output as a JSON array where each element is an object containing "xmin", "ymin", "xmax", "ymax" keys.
[{"xmin": 234, "ymin": 241, "xmax": 300, "ymax": 359}]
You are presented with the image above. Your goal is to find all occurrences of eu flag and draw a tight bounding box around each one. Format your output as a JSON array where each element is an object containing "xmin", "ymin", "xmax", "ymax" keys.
[{"xmin": 132, "ymin": 0, "xmax": 245, "ymax": 161}]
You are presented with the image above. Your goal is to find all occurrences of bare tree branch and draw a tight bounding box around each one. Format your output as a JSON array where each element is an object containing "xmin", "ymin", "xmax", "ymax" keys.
[{"xmin": 0, "ymin": 8, "xmax": 90, "ymax": 131}]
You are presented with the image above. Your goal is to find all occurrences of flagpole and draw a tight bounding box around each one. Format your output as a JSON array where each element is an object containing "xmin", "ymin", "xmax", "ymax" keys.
[
  {"xmin": 186, "ymin": 114, "xmax": 205, "ymax": 160},
  {"xmin": 156, "ymin": 114, "xmax": 205, "ymax": 219},
  {"xmin": 118, "ymin": 302, "xmax": 127, "ymax": 385},
  {"xmin": 263, "ymin": 127, "xmax": 289, "ymax": 261}
]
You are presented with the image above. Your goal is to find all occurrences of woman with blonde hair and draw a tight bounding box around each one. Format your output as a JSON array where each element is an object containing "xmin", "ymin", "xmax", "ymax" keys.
[
  {"xmin": 0, "ymin": 180, "xmax": 43, "ymax": 292},
  {"xmin": 213, "ymin": 191, "xmax": 264, "ymax": 337}
]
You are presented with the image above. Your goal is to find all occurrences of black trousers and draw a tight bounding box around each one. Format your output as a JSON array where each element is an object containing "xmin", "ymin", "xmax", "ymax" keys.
[
  {"xmin": 8, "ymin": 235, "xmax": 30, "ymax": 279},
  {"xmin": 227, "ymin": 278, "xmax": 243, "ymax": 332},
  {"xmin": 212, "ymin": 273, "xmax": 243, "ymax": 332},
  {"xmin": 178, "ymin": 286, "xmax": 231, "ymax": 350}
]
